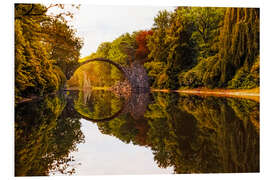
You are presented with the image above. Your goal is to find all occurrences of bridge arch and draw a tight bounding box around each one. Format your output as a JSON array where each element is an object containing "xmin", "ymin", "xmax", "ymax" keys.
[
  {"xmin": 77, "ymin": 58, "xmax": 129, "ymax": 79},
  {"xmin": 68, "ymin": 57, "xmax": 150, "ymax": 92}
]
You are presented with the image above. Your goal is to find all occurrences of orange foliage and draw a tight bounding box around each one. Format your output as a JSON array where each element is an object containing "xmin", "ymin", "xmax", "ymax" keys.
[
  {"xmin": 134, "ymin": 119, "xmax": 150, "ymax": 146},
  {"xmin": 135, "ymin": 30, "xmax": 153, "ymax": 63}
]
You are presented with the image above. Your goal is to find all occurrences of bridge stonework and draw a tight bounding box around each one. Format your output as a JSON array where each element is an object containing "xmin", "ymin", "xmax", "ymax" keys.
[{"xmin": 123, "ymin": 62, "xmax": 150, "ymax": 92}]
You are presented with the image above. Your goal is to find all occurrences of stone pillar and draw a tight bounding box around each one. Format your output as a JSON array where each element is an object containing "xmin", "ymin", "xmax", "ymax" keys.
[{"xmin": 126, "ymin": 62, "xmax": 150, "ymax": 92}]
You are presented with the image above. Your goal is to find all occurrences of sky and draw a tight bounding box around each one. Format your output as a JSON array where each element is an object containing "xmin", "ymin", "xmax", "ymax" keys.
[{"xmin": 66, "ymin": 5, "xmax": 175, "ymax": 58}]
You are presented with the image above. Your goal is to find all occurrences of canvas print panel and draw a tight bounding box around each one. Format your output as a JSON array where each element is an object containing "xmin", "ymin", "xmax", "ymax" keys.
[{"xmin": 15, "ymin": 4, "xmax": 259, "ymax": 176}]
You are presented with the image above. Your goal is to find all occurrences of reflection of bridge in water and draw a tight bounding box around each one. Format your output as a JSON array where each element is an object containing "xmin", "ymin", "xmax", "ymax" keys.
[
  {"xmin": 66, "ymin": 57, "xmax": 151, "ymax": 122},
  {"xmin": 65, "ymin": 90, "xmax": 150, "ymax": 123}
]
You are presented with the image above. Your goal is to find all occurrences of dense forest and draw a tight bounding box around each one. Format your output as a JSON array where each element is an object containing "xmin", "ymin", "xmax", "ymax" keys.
[
  {"xmin": 15, "ymin": 4, "xmax": 83, "ymax": 101},
  {"xmin": 74, "ymin": 7, "xmax": 259, "ymax": 90},
  {"xmin": 15, "ymin": 5, "xmax": 260, "ymax": 100}
]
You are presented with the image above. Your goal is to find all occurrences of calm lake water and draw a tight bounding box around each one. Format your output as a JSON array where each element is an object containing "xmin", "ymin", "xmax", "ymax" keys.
[{"xmin": 15, "ymin": 90, "xmax": 259, "ymax": 176}]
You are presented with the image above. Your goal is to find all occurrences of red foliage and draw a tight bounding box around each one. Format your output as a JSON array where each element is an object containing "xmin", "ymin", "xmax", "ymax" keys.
[
  {"xmin": 134, "ymin": 118, "xmax": 151, "ymax": 146},
  {"xmin": 135, "ymin": 30, "xmax": 153, "ymax": 63}
]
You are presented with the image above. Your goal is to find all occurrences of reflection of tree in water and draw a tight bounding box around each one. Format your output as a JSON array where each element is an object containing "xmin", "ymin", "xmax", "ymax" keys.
[
  {"xmin": 145, "ymin": 93, "xmax": 259, "ymax": 173},
  {"xmin": 16, "ymin": 90, "xmax": 259, "ymax": 175},
  {"xmin": 15, "ymin": 93, "xmax": 85, "ymax": 176},
  {"xmin": 95, "ymin": 91, "xmax": 259, "ymax": 173}
]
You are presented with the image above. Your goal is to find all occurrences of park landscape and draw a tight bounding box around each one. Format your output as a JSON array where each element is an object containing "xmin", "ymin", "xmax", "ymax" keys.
[{"xmin": 15, "ymin": 4, "xmax": 259, "ymax": 176}]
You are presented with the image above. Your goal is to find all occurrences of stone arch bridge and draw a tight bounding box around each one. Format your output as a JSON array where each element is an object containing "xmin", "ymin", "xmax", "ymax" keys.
[{"xmin": 69, "ymin": 58, "xmax": 150, "ymax": 92}]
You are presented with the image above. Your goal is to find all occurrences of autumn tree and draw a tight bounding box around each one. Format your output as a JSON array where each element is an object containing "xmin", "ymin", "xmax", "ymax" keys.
[
  {"xmin": 15, "ymin": 4, "xmax": 64, "ymax": 98},
  {"xmin": 15, "ymin": 4, "xmax": 83, "ymax": 100},
  {"xmin": 135, "ymin": 30, "xmax": 153, "ymax": 63},
  {"xmin": 42, "ymin": 18, "xmax": 83, "ymax": 79}
]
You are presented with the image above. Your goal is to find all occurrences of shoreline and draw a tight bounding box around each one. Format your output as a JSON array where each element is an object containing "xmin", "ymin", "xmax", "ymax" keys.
[{"xmin": 151, "ymin": 88, "xmax": 260, "ymax": 102}]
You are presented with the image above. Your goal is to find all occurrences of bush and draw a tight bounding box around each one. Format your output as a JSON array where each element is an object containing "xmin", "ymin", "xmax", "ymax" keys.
[
  {"xmin": 179, "ymin": 55, "xmax": 219, "ymax": 88},
  {"xmin": 228, "ymin": 56, "xmax": 260, "ymax": 89}
]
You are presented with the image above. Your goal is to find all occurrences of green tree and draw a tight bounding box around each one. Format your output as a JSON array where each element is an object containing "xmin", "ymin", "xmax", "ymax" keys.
[
  {"xmin": 164, "ymin": 7, "xmax": 197, "ymax": 89},
  {"xmin": 108, "ymin": 33, "xmax": 137, "ymax": 66},
  {"xmin": 145, "ymin": 10, "xmax": 171, "ymax": 88},
  {"xmin": 203, "ymin": 8, "xmax": 260, "ymax": 88},
  {"xmin": 178, "ymin": 7, "xmax": 259, "ymax": 89},
  {"xmin": 147, "ymin": 10, "xmax": 171, "ymax": 64},
  {"xmin": 146, "ymin": 8, "xmax": 198, "ymax": 89},
  {"xmin": 190, "ymin": 7, "xmax": 225, "ymax": 59}
]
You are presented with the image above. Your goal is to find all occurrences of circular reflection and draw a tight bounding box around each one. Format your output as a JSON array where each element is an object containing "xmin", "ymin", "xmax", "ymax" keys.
[{"xmin": 74, "ymin": 90, "xmax": 125, "ymax": 122}]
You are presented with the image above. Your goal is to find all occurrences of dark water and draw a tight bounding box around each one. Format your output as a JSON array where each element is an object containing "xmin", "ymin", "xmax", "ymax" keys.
[{"xmin": 15, "ymin": 90, "xmax": 259, "ymax": 176}]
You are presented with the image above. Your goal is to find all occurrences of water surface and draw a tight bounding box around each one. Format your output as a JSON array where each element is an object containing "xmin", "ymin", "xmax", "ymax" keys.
[{"xmin": 15, "ymin": 90, "xmax": 259, "ymax": 176}]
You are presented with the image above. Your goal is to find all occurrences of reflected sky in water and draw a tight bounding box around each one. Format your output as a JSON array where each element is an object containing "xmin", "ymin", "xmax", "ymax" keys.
[{"xmin": 66, "ymin": 119, "xmax": 173, "ymax": 175}]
